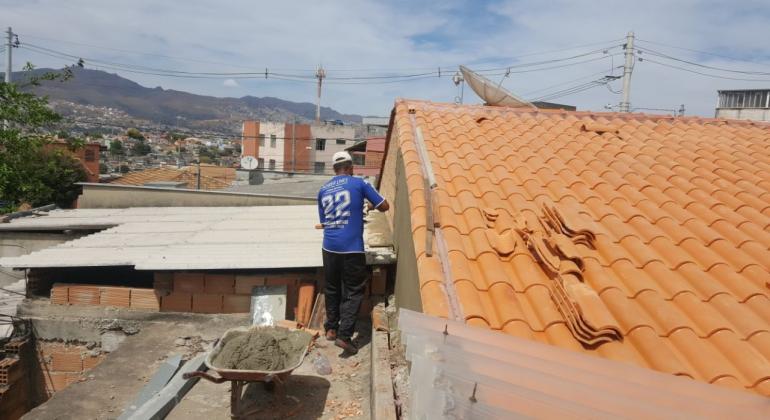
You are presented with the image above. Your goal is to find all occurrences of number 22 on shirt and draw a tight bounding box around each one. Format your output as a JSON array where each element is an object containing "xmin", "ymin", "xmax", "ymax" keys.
[{"xmin": 321, "ymin": 190, "xmax": 351, "ymax": 227}]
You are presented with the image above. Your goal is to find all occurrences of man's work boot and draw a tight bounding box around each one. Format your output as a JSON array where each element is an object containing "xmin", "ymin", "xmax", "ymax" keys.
[
  {"xmin": 334, "ymin": 337, "xmax": 358, "ymax": 355},
  {"xmin": 325, "ymin": 329, "xmax": 337, "ymax": 341}
]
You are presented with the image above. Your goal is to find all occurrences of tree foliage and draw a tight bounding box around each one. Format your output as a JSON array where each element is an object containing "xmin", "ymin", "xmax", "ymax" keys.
[
  {"xmin": 0, "ymin": 65, "xmax": 87, "ymax": 213},
  {"xmin": 126, "ymin": 128, "xmax": 144, "ymax": 140},
  {"xmin": 109, "ymin": 139, "xmax": 124, "ymax": 156},
  {"xmin": 130, "ymin": 139, "xmax": 152, "ymax": 156}
]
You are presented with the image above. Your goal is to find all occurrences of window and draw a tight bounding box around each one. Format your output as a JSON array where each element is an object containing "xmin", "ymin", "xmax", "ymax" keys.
[
  {"xmin": 84, "ymin": 149, "xmax": 96, "ymax": 162},
  {"xmin": 257, "ymin": 158, "xmax": 264, "ymax": 169},
  {"xmin": 315, "ymin": 138, "xmax": 326, "ymax": 151},
  {"xmin": 314, "ymin": 161, "xmax": 326, "ymax": 173},
  {"xmin": 336, "ymin": 139, "xmax": 346, "ymax": 145},
  {"xmin": 352, "ymin": 153, "xmax": 365, "ymax": 166},
  {"xmin": 269, "ymin": 159, "xmax": 276, "ymax": 170},
  {"xmin": 258, "ymin": 134, "xmax": 265, "ymax": 147},
  {"xmin": 270, "ymin": 135, "xmax": 277, "ymax": 148}
]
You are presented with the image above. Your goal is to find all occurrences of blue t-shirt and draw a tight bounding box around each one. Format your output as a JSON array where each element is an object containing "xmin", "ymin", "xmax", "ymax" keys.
[{"xmin": 317, "ymin": 175, "xmax": 385, "ymax": 253}]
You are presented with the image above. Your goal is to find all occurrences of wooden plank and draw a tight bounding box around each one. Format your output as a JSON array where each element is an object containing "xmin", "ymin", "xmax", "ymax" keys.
[
  {"xmin": 371, "ymin": 321, "xmax": 397, "ymax": 420},
  {"xmin": 125, "ymin": 353, "xmax": 207, "ymax": 420}
]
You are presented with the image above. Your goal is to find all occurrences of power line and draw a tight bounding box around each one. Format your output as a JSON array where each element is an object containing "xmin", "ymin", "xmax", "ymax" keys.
[
  {"xmin": 636, "ymin": 46, "xmax": 770, "ymax": 76},
  {"xmin": 640, "ymin": 58, "xmax": 770, "ymax": 82},
  {"xmin": 636, "ymin": 38, "xmax": 769, "ymax": 64}
]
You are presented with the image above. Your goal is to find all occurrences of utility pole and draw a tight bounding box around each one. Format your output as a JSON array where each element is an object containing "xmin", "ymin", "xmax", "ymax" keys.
[
  {"xmin": 619, "ymin": 31, "xmax": 635, "ymax": 112},
  {"xmin": 315, "ymin": 65, "xmax": 325, "ymax": 123},
  {"xmin": 4, "ymin": 27, "xmax": 12, "ymax": 84}
]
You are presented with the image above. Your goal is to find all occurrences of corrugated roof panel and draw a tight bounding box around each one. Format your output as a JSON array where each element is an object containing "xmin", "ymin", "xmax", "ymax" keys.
[{"xmin": 0, "ymin": 206, "xmax": 325, "ymax": 270}]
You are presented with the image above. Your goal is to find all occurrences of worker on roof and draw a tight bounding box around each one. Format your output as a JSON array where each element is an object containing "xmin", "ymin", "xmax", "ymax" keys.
[{"xmin": 317, "ymin": 151, "xmax": 389, "ymax": 355}]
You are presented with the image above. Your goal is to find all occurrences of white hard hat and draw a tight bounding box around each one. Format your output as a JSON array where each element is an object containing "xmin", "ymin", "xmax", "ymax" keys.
[{"xmin": 332, "ymin": 151, "xmax": 353, "ymax": 166}]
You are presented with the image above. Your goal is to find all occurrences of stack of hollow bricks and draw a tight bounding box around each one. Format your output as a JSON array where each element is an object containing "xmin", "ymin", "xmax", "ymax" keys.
[
  {"xmin": 156, "ymin": 271, "xmax": 322, "ymax": 323},
  {"xmin": 0, "ymin": 337, "xmax": 33, "ymax": 420},
  {"xmin": 50, "ymin": 284, "xmax": 160, "ymax": 310},
  {"xmin": 47, "ymin": 267, "xmax": 387, "ymax": 321},
  {"xmin": 37, "ymin": 341, "xmax": 105, "ymax": 395}
]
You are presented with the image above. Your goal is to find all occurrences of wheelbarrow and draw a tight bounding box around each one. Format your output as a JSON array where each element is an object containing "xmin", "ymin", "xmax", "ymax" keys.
[{"xmin": 183, "ymin": 325, "xmax": 315, "ymax": 419}]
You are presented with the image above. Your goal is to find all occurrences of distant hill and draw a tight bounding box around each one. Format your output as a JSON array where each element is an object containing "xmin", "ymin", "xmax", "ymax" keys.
[{"xmin": 11, "ymin": 68, "xmax": 362, "ymax": 133}]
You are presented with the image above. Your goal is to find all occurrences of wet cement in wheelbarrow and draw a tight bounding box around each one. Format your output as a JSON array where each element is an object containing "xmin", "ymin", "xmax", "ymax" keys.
[{"xmin": 211, "ymin": 327, "xmax": 312, "ymax": 371}]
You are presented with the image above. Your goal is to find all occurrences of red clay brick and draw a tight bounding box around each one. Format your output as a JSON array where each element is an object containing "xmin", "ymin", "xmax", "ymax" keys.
[
  {"xmin": 265, "ymin": 275, "xmax": 297, "ymax": 287},
  {"xmin": 100, "ymin": 286, "xmax": 131, "ymax": 308},
  {"xmin": 222, "ymin": 295, "xmax": 251, "ymax": 313},
  {"xmin": 51, "ymin": 351, "xmax": 82, "ymax": 372},
  {"xmin": 161, "ymin": 292, "xmax": 192, "ymax": 312},
  {"xmin": 130, "ymin": 288, "xmax": 161, "ymax": 311},
  {"xmin": 234, "ymin": 275, "xmax": 264, "ymax": 295},
  {"xmin": 46, "ymin": 372, "xmax": 69, "ymax": 392},
  {"xmin": 68, "ymin": 285, "xmax": 100, "ymax": 306},
  {"xmin": 50, "ymin": 284, "xmax": 69, "ymax": 305},
  {"xmin": 204, "ymin": 274, "xmax": 235, "ymax": 294},
  {"xmin": 371, "ymin": 267, "xmax": 387, "ymax": 295},
  {"xmin": 192, "ymin": 294, "xmax": 223, "ymax": 314},
  {"xmin": 153, "ymin": 271, "xmax": 174, "ymax": 291},
  {"xmin": 82, "ymin": 355, "xmax": 103, "ymax": 370},
  {"xmin": 173, "ymin": 272, "xmax": 205, "ymax": 293}
]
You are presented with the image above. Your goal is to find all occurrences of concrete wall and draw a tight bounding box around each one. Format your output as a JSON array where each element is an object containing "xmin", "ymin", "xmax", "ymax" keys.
[
  {"xmin": 390, "ymin": 151, "xmax": 422, "ymax": 312},
  {"xmin": 257, "ymin": 121, "xmax": 286, "ymax": 170},
  {"xmin": 0, "ymin": 232, "xmax": 87, "ymax": 287},
  {"xmin": 76, "ymin": 183, "xmax": 314, "ymax": 208},
  {"xmin": 715, "ymin": 108, "xmax": 770, "ymax": 122},
  {"xmin": 309, "ymin": 123, "xmax": 355, "ymax": 173}
]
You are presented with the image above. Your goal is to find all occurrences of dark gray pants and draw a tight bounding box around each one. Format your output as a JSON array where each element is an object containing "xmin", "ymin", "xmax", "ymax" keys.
[{"xmin": 323, "ymin": 250, "xmax": 367, "ymax": 340}]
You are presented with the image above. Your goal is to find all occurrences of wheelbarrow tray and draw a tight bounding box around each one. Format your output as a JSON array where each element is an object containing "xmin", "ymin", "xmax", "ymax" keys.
[{"xmin": 205, "ymin": 325, "xmax": 312, "ymax": 382}]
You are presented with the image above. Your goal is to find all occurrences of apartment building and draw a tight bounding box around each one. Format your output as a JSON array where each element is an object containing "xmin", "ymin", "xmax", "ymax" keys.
[{"xmin": 241, "ymin": 120, "xmax": 355, "ymax": 174}]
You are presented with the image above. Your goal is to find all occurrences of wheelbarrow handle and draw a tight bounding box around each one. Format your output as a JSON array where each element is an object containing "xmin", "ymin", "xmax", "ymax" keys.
[{"xmin": 183, "ymin": 370, "xmax": 228, "ymax": 383}]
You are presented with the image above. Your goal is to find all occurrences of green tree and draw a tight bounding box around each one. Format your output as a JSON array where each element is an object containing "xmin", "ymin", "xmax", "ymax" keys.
[
  {"xmin": 0, "ymin": 66, "xmax": 86, "ymax": 212},
  {"xmin": 126, "ymin": 128, "xmax": 145, "ymax": 140},
  {"xmin": 109, "ymin": 139, "xmax": 124, "ymax": 156},
  {"xmin": 99, "ymin": 163, "xmax": 108, "ymax": 174},
  {"xmin": 131, "ymin": 140, "xmax": 151, "ymax": 156}
]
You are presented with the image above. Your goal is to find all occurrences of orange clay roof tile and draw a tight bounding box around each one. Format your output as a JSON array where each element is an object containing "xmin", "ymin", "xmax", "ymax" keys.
[{"xmin": 387, "ymin": 99, "xmax": 770, "ymax": 396}]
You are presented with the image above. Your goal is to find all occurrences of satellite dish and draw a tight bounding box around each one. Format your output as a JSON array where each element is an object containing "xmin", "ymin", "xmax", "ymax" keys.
[
  {"xmin": 240, "ymin": 156, "xmax": 258, "ymax": 170},
  {"xmin": 459, "ymin": 65, "xmax": 536, "ymax": 109}
]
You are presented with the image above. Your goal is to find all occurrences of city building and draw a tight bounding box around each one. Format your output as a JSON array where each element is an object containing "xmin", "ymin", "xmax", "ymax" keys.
[
  {"xmin": 347, "ymin": 137, "xmax": 385, "ymax": 179},
  {"xmin": 241, "ymin": 120, "xmax": 354, "ymax": 174},
  {"xmin": 715, "ymin": 89, "xmax": 770, "ymax": 121}
]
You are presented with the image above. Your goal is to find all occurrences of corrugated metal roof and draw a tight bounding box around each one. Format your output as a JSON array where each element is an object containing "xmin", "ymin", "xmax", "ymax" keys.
[{"xmin": 0, "ymin": 206, "xmax": 325, "ymax": 270}]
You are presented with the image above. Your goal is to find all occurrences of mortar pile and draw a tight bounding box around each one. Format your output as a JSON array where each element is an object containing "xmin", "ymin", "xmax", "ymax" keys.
[{"xmin": 211, "ymin": 327, "xmax": 312, "ymax": 372}]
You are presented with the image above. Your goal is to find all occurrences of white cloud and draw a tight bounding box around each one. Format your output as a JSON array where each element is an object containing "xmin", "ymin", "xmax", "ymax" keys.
[
  {"xmin": 223, "ymin": 78, "xmax": 239, "ymax": 87},
  {"xmin": 4, "ymin": 0, "xmax": 770, "ymax": 116}
]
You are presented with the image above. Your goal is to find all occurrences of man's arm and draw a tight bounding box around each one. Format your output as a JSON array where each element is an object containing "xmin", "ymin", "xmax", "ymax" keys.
[{"xmin": 362, "ymin": 180, "xmax": 389, "ymax": 212}]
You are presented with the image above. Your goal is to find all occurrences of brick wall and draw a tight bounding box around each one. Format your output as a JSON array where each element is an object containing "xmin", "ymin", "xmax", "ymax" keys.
[
  {"xmin": 36, "ymin": 341, "xmax": 105, "ymax": 396},
  {"xmin": 242, "ymin": 121, "xmax": 260, "ymax": 159}
]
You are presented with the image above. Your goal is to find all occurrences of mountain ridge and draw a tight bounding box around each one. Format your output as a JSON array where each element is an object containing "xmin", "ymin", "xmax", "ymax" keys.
[{"xmin": 11, "ymin": 68, "xmax": 363, "ymax": 133}]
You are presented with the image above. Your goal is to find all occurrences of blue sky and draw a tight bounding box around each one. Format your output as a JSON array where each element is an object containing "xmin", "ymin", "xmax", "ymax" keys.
[{"xmin": 3, "ymin": 0, "xmax": 770, "ymax": 116}]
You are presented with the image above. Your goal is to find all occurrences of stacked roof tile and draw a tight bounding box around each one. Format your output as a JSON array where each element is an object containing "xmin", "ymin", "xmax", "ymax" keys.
[{"xmin": 386, "ymin": 99, "xmax": 770, "ymax": 395}]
